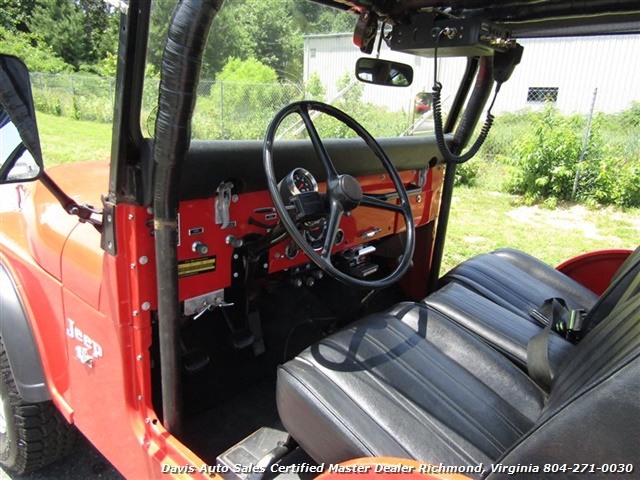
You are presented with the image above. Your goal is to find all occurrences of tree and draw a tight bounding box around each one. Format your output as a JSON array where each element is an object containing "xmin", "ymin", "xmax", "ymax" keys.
[
  {"xmin": 217, "ymin": 57, "xmax": 278, "ymax": 83},
  {"xmin": 147, "ymin": 0, "xmax": 355, "ymax": 82},
  {"xmin": 0, "ymin": 0, "xmax": 37, "ymax": 33},
  {"xmin": 146, "ymin": 1, "xmax": 178, "ymax": 77},
  {"xmin": 297, "ymin": 2, "xmax": 356, "ymax": 34},
  {"xmin": 0, "ymin": 26, "xmax": 72, "ymax": 73},
  {"xmin": 27, "ymin": 0, "xmax": 118, "ymax": 71},
  {"xmin": 202, "ymin": 0, "xmax": 302, "ymax": 80},
  {"xmin": 305, "ymin": 72, "xmax": 326, "ymax": 101}
]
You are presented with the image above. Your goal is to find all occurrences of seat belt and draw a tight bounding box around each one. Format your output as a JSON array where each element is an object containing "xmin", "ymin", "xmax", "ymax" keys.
[
  {"xmin": 527, "ymin": 298, "xmax": 567, "ymax": 390},
  {"xmin": 530, "ymin": 298, "xmax": 585, "ymax": 343},
  {"xmin": 527, "ymin": 273, "xmax": 640, "ymax": 390}
]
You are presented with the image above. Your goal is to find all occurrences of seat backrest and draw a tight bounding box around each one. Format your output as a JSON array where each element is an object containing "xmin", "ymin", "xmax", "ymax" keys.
[
  {"xmin": 584, "ymin": 245, "xmax": 640, "ymax": 331},
  {"xmin": 489, "ymin": 288, "xmax": 640, "ymax": 476}
]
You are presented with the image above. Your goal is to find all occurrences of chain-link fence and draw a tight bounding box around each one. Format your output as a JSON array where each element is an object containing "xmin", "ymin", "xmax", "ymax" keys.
[
  {"xmin": 142, "ymin": 78, "xmax": 305, "ymax": 140},
  {"xmin": 479, "ymin": 89, "xmax": 639, "ymax": 161},
  {"xmin": 30, "ymin": 73, "xmax": 117, "ymax": 123},
  {"xmin": 30, "ymin": 73, "xmax": 305, "ymax": 140},
  {"xmin": 28, "ymin": 68, "xmax": 640, "ymax": 206}
]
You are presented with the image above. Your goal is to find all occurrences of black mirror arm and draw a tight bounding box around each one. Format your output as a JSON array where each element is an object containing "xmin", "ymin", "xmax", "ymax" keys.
[{"xmin": 39, "ymin": 171, "xmax": 103, "ymax": 231}]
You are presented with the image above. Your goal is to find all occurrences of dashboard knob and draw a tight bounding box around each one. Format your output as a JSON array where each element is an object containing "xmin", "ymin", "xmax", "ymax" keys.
[{"xmin": 192, "ymin": 241, "xmax": 210, "ymax": 256}]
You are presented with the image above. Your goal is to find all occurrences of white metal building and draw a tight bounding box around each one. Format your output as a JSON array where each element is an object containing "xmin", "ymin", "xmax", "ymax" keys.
[{"xmin": 303, "ymin": 32, "xmax": 640, "ymax": 115}]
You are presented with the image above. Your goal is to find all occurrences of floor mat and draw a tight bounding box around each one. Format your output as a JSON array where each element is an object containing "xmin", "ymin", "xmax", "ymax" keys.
[{"xmin": 182, "ymin": 379, "xmax": 281, "ymax": 464}]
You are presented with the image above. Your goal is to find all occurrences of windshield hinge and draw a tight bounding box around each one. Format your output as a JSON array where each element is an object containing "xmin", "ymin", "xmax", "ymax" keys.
[
  {"xmin": 101, "ymin": 195, "xmax": 117, "ymax": 255},
  {"xmin": 68, "ymin": 203, "xmax": 103, "ymax": 229}
]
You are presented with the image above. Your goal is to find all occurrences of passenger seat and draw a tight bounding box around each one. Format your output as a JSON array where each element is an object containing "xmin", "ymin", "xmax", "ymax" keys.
[
  {"xmin": 276, "ymin": 278, "xmax": 640, "ymax": 471},
  {"xmin": 440, "ymin": 246, "xmax": 640, "ymax": 334}
]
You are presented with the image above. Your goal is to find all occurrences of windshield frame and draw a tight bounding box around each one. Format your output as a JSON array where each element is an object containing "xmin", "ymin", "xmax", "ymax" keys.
[{"xmin": 106, "ymin": 0, "xmax": 150, "ymax": 206}]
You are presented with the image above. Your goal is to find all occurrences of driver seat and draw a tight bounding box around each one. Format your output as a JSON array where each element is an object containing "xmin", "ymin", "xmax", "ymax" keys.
[{"xmin": 276, "ymin": 285, "xmax": 640, "ymax": 472}]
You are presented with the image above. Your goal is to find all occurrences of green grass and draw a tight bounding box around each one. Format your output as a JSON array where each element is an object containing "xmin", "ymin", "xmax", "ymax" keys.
[
  {"xmin": 442, "ymin": 186, "xmax": 639, "ymax": 273},
  {"xmin": 37, "ymin": 112, "xmax": 112, "ymax": 166}
]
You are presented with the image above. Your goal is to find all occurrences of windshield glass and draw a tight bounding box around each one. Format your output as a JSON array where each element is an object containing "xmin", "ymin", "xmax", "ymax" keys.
[{"xmin": 142, "ymin": 0, "xmax": 464, "ymax": 141}]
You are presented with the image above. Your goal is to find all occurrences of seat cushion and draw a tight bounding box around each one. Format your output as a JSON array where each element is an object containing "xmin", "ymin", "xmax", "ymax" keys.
[
  {"xmin": 424, "ymin": 282, "xmax": 575, "ymax": 379},
  {"xmin": 441, "ymin": 248, "xmax": 598, "ymax": 322},
  {"xmin": 276, "ymin": 302, "xmax": 545, "ymax": 467}
]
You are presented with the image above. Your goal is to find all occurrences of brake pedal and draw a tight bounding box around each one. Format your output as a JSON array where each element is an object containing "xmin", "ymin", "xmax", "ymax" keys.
[
  {"xmin": 182, "ymin": 348, "xmax": 210, "ymax": 373},
  {"xmin": 228, "ymin": 330, "xmax": 255, "ymax": 350}
]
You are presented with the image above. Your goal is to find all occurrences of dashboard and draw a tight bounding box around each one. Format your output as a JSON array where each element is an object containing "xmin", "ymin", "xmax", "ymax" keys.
[
  {"xmin": 130, "ymin": 135, "xmax": 450, "ymax": 307},
  {"xmin": 173, "ymin": 164, "xmax": 442, "ymax": 304}
]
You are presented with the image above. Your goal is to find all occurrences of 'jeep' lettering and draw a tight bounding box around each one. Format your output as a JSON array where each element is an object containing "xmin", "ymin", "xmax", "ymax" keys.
[{"xmin": 66, "ymin": 318, "xmax": 103, "ymax": 358}]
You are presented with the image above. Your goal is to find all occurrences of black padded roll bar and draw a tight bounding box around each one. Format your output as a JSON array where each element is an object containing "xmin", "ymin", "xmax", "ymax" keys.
[{"xmin": 153, "ymin": 0, "xmax": 225, "ymax": 436}]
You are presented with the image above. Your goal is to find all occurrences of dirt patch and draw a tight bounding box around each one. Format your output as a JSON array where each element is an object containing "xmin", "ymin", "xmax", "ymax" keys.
[
  {"xmin": 463, "ymin": 236, "xmax": 488, "ymax": 243},
  {"xmin": 506, "ymin": 204, "xmax": 639, "ymax": 242}
]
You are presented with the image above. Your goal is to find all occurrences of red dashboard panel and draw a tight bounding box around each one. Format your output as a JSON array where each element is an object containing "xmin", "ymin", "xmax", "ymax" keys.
[{"xmin": 174, "ymin": 168, "xmax": 439, "ymax": 302}]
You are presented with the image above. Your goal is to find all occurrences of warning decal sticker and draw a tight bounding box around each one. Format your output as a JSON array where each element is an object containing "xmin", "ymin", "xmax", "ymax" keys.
[{"xmin": 178, "ymin": 255, "xmax": 217, "ymax": 278}]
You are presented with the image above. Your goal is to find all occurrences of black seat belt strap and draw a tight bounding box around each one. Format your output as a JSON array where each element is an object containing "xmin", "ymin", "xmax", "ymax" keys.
[
  {"xmin": 527, "ymin": 298, "xmax": 567, "ymax": 390},
  {"xmin": 528, "ymin": 275, "xmax": 640, "ymax": 390}
]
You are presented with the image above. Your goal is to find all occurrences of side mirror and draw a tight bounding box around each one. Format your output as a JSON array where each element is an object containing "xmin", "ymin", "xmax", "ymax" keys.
[
  {"xmin": 0, "ymin": 55, "xmax": 43, "ymax": 183},
  {"xmin": 355, "ymin": 58, "xmax": 413, "ymax": 87}
]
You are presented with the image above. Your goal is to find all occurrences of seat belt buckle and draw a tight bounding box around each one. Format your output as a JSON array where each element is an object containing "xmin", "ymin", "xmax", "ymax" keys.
[{"xmin": 567, "ymin": 309, "xmax": 586, "ymax": 342}]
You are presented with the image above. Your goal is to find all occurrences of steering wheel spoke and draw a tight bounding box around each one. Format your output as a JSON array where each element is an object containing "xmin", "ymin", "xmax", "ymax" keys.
[
  {"xmin": 320, "ymin": 200, "xmax": 343, "ymax": 260},
  {"xmin": 361, "ymin": 194, "xmax": 406, "ymax": 214},
  {"xmin": 298, "ymin": 105, "xmax": 338, "ymax": 179}
]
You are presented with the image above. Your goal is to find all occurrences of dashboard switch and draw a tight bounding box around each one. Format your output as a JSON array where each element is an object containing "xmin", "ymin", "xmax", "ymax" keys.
[
  {"xmin": 192, "ymin": 241, "xmax": 210, "ymax": 256},
  {"xmin": 361, "ymin": 227, "xmax": 382, "ymax": 239}
]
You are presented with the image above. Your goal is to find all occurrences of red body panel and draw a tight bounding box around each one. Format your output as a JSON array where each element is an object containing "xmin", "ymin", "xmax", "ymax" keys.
[
  {"xmin": 556, "ymin": 248, "xmax": 633, "ymax": 295},
  {"xmin": 9, "ymin": 158, "xmax": 627, "ymax": 479}
]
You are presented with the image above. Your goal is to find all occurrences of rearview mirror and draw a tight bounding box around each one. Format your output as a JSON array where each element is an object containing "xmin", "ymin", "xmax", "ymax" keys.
[
  {"xmin": 355, "ymin": 58, "xmax": 413, "ymax": 87},
  {"xmin": 0, "ymin": 55, "xmax": 43, "ymax": 183}
]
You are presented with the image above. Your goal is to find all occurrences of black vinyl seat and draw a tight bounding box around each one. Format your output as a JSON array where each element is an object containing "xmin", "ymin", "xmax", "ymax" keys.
[
  {"xmin": 428, "ymin": 247, "xmax": 640, "ymax": 384},
  {"xmin": 440, "ymin": 246, "xmax": 640, "ymax": 333},
  {"xmin": 424, "ymin": 282, "xmax": 575, "ymax": 379},
  {"xmin": 277, "ymin": 302, "xmax": 546, "ymax": 466},
  {"xmin": 277, "ymin": 285, "xmax": 640, "ymax": 476}
]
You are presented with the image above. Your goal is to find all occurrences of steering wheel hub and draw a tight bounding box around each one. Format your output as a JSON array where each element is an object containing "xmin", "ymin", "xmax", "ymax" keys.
[{"xmin": 332, "ymin": 174, "xmax": 363, "ymax": 212}]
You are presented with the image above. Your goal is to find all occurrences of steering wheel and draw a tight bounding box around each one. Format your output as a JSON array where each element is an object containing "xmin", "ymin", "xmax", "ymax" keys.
[{"xmin": 263, "ymin": 100, "xmax": 415, "ymax": 289}]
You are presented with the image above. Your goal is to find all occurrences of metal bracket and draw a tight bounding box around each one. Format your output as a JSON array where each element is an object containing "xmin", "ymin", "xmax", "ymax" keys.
[
  {"xmin": 418, "ymin": 166, "xmax": 429, "ymax": 188},
  {"xmin": 185, "ymin": 289, "xmax": 234, "ymax": 319},
  {"xmin": 215, "ymin": 182, "xmax": 234, "ymax": 229},
  {"xmin": 101, "ymin": 195, "xmax": 117, "ymax": 255}
]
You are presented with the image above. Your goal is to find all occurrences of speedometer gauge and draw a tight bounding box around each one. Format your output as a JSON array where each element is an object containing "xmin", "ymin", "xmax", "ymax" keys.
[
  {"xmin": 292, "ymin": 169, "xmax": 316, "ymax": 194},
  {"xmin": 278, "ymin": 168, "xmax": 318, "ymax": 202}
]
